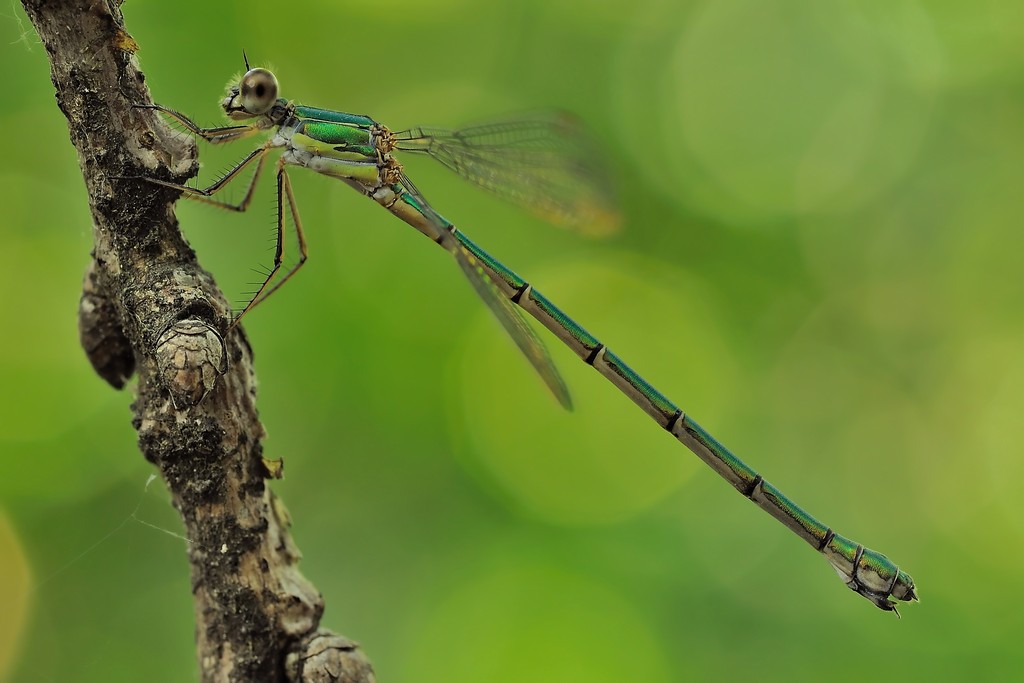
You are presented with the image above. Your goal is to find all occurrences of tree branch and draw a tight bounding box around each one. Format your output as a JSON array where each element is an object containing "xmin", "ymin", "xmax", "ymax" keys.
[{"xmin": 21, "ymin": 1, "xmax": 376, "ymax": 681}]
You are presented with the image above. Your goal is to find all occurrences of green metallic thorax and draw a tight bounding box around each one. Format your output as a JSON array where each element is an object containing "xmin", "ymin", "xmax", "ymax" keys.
[
  {"xmin": 293, "ymin": 105, "xmax": 376, "ymax": 127},
  {"xmin": 291, "ymin": 107, "xmax": 378, "ymax": 161},
  {"xmin": 284, "ymin": 105, "xmax": 393, "ymax": 185}
]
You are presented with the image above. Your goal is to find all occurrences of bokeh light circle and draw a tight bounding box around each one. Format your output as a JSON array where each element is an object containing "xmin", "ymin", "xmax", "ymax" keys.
[
  {"xmin": 613, "ymin": 0, "xmax": 941, "ymax": 226},
  {"xmin": 397, "ymin": 561, "xmax": 672, "ymax": 683}
]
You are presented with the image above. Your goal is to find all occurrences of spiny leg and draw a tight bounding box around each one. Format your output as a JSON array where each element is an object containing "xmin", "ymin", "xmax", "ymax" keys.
[
  {"xmin": 143, "ymin": 144, "xmax": 272, "ymax": 212},
  {"xmin": 135, "ymin": 103, "xmax": 263, "ymax": 145},
  {"xmin": 230, "ymin": 158, "xmax": 308, "ymax": 327}
]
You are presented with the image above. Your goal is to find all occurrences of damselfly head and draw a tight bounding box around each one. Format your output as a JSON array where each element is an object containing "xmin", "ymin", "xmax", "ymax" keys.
[{"xmin": 221, "ymin": 68, "xmax": 279, "ymax": 120}]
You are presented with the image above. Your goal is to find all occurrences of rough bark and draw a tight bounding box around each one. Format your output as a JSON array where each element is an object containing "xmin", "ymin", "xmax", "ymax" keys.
[{"xmin": 20, "ymin": 1, "xmax": 377, "ymax": 681}]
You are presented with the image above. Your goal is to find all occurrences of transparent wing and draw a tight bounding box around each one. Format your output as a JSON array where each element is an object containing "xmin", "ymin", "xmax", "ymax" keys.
[
  {"xmin": 453, "ymin": 242, "xmax": 573, "ymax": 410},
  {"xmin": 398, "ymin": 171, "xmax": 573, "ymax": 409},
  {"xmin": 394, "ymin": 112, "xmax": 620, "ymax": 237}
]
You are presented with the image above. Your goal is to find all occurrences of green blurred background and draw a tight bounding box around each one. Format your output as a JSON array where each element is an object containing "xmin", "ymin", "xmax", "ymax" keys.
[{"xmin": 2, "ymin": 0, "xmax": 1022, "ymax": 680}]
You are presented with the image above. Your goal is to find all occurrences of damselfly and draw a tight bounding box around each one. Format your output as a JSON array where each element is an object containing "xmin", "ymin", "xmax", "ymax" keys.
[{"xmin": 133, "ymin": 60, "xmax": 918, "ymax": 614}]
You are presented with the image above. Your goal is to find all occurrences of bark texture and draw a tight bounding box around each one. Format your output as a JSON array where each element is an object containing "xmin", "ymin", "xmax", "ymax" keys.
[{"xmin": 21, "ymin": 1, "xmax": 377, "ymax": 681}]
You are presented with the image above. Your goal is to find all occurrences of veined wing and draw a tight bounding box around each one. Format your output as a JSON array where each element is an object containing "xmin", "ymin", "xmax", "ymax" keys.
[
  {"xmin": 394, "ymin": 113, "xmax": 620, "ymax": 237},
  {"xmin": 398, "ymin": 171, "xmax": 573, "ymax": 410},
  {"xmin": 452, "ymin": 241, "xmax": 573, "ymax": 410}
]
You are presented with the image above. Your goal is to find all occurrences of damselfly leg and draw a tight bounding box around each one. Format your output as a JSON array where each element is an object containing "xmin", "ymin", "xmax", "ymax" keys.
[{"xmin": 132, "ymin": 106, "xmax": 305, "ymax": 324}]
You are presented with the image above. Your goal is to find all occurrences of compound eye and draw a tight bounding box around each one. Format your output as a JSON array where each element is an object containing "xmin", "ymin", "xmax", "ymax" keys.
[{"xmin": 239, "ymin": 68, "xmax": 278, "ymax": 115}]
